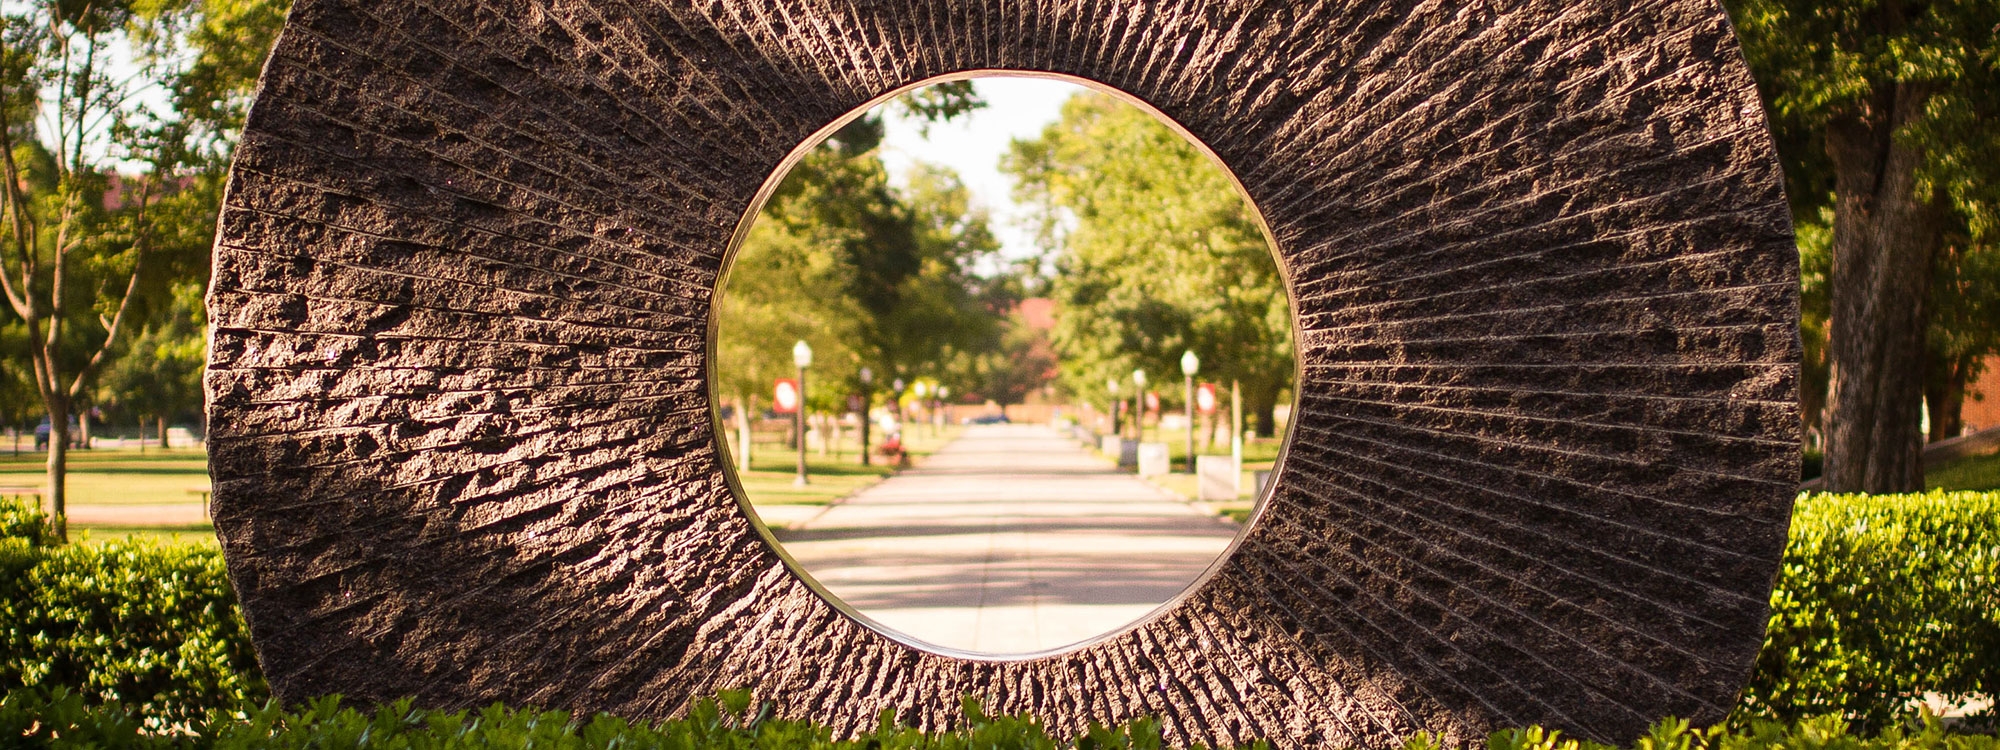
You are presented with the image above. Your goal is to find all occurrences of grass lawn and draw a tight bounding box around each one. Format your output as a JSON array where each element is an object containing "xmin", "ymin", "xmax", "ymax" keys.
[
  {"xmin": 16, "ymin": 426, "xmax": 974, "ymax": 538},
  {"xmin": 1132, "ymin": 425, "xmax": 1285, "ymax": 471},
  {"xmin": 0, "ymin": 448, "xmax": 210, "ymax": 505},
  {"xmin": 733, "ymin": 425, "xmax": 961, "ymax": 509},
  {"xmin": 1929, "ymin": 451, "xmax": 2000, "ymax": 491},
  {"xmin": 1117, "ymin": 426, "xmax": 1286, "ymax": 523}
]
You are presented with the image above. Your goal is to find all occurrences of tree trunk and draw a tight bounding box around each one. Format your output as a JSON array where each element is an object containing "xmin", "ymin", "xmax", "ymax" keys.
[
  {"xmin": 1822, "ymin": 81, "xmax": 1943, "ymax": 493},
  {"xmin": 159, "ymin": 416, "xmax": 169, "ymax": 449},
  {"xmin": 45, "ymin": 398, "xmax": 67, "ymax": 542},
  {"xmin": 77, "ymin": 408, "xmax": 91, "ymax": 450},
  {"xmin": 1925, "ymin": 353, "xmax": 1972, "ymax": 442},
  {"xmin": 1250, "ymin": 386, "xmax": 1281, "ymax": 440}
]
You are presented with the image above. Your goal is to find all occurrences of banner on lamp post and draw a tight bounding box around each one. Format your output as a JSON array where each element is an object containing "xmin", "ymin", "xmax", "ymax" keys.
[
  {"xmin": 1196, "ymin": 383, "xmax": 1218, "ymax": 414},
  {"xmin": 1144, "ymin": 392, "xmax": 1160, "ymax": 413},
  {"xmin": 773, "ymin": 379, "xmax": 800, "ymax": 414}
]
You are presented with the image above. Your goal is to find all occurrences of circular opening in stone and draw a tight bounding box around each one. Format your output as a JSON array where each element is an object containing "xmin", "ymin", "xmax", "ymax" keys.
[{"xmin": 712, "ymin": 74, "xmax": 1297, "ymax": 658}]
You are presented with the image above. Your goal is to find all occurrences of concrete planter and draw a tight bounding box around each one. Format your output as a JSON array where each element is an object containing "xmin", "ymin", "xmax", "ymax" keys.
[{"xmin": 1137, "ymin": 443, "xmax": 1170, "ymax": 477}]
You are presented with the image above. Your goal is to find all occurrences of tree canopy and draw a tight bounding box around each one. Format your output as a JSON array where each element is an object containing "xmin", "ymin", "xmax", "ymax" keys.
[
  {"xmin": 1004, "ymin": 92, "xmax": 1292, "ymax": 433},
  {"xmin": 1727, "ymin": 0, "xmax": 2000, "ymax": 490},
  {"xmin": 716, "ymin": 89, "xmax": 1003, "ymax": 417}
]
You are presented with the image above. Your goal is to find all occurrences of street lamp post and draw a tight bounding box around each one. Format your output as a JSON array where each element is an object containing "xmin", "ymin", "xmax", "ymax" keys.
[
  {"xmin": 913, "ymin": 382, "xmax": 930, "ymax": 437},
  {"xmin": 1131, "ymin": 369, "xmax": 1148, "ymax": 440},
  {"xmin": 1106, "ymin": 378, "xmax": 1121, "ymax": 435},
  {"xmin": 937, "ymin": 386, "xmax": 949, "ymax": 429},
  {"xmin": 792, "ymin": 340, "xmax": 812, "ymax": 486},
  {"xmin": 858, "ymin": 367, "xmax": 873, "ymax": 466},
  {"xmin": 1181, "ymin": 350, "xmax": 1199, "ymax": 473}
]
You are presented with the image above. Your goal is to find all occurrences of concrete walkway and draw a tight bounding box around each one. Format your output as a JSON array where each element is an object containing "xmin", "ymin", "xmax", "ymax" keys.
[{"xmin": 768, "ymin": 423, "xmax": 1239, "ymax": 655}]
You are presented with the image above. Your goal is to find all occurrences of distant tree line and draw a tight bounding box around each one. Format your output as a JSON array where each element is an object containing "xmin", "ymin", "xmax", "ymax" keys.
[
  {"xmin": 1004, "ymin": 91, "xmax": 1294, "ymax": 437},
  {"xmin": 716, "ymin": 83, "xmax": 1038, "ymax": 433}
]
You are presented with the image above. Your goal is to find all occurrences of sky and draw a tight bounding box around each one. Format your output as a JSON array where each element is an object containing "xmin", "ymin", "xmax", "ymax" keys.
[{"xmin": 874, "ymin": 77, "xmax": 1086, "ymax": 266}]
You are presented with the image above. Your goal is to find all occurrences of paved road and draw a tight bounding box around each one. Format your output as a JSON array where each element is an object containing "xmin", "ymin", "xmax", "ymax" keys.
[{"xmin": 767, "ymin": 423, "xmax": 1239, "ymax": 655}]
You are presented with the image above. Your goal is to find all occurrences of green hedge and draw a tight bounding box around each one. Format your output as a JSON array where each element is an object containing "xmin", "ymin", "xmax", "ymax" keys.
[
  {"xmin": 7, "ymin": 687, "xmax": 2000, "ymax": 750},
  {"xmin": 1739, "ymin": 490, "xmax": 2000, "ymax": 729},
  {"xmin": 8, "ymin": 491, "xmax": 2000, "ymax": 736},
  {"xmin": 0, "ymin": 499, "xmax": 265, "ymax": 727}
]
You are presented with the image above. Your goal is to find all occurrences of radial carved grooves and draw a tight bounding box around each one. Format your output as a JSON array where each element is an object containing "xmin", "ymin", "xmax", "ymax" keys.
[{"xmin": 208, "ymin": 0, "xmax": 1798, "ymax": 746}]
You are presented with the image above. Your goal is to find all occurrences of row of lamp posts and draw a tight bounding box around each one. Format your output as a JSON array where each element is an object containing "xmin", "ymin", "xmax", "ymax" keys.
[
  {"xmin": 789, "ymin": 340, "xmax": 1212, "ymax": 486},
  {"xmin": 787, "ymin": 340, "xmax": 941, "ymax": 486},
  {"xmin": 1104, "ymin": 350, "xmax": 1204, "ymax": 474}
]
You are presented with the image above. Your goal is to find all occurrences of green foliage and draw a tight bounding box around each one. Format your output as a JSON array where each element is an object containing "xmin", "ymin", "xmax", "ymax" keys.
[
  {"xmin": 97, "ymin": 279, "xmax": 207, "ymax": 433},
  {"xmin": 0, "ymin": 688, "xmax": 1261, "ymax": 749},
  {"xmin": 1928, "ymin": 453, "xmax": 2000, "ymax": 492},
  {"xmin": 12, "ymin": 689, "xmax": 2000, "ymax": 750},
  {"xmin": 1726, "ymin": 0, "xmax": 2000, "ymax": 448},
  {"xmin": 0, "ymin": 493, "xmax": 52, "ymax": 546},
  {"xmin": 0, "ymin": 0, "xmax": 284, "ymax": 540},
  {"xmin": 1003, "ymin": 92, "xmax": 1291, "ymax": 430},
  {"xmin": 0, "ymin": 498, "xmax": 265, "ymax": 726},
  {"xmin": 1738, "ymin": 491, "xmax": 2000, "ymax": 730},
  {"xmin": 719, "ymin": 88, "xmax": 1003, "ymax": 415},
  {"xmin": 1725, "ymin": 0, "xmax": 2000, "ymax": 229},
  {"xmin": 1411, "ymin": 714, "xmax": 1999, "ymax": 750}
]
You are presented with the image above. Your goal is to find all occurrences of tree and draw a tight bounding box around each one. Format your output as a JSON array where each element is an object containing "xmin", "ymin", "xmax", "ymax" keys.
[
  {"xmin": 0, "ymin": 0, "xmax": 282, "ymax": 540},
  {"xmin": 3, "ymin": 1, "xmax": 168, "ymax": 540},
  {"xmin": 1004, "ymin": 92, "xmax": 1293, "ymax": 436},
  {"xmin": 715, "ymin": 86, "xmax": 999, "ymax": 453},
  {"xmin": 1727, "ymin": 0, "xmax": 2000, "ymax": 492},
  {"xmin": 97, "ymin": 280, "xmax": 206, "ymax": 447},
  {"xmin": 969, "ymin": 305, "xmax": 1057, "ymax": 412}
]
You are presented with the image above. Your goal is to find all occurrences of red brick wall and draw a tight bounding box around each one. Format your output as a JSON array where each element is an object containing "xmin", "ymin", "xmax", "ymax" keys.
[{"xmin": 1966, "ymin": 356, "xmax": 2000, "ymax": 433}]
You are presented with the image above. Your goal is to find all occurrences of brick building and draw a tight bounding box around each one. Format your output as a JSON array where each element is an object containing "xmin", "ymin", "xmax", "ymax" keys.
[{"xmin": 1965, "ymin": 356, "xmax": 2000, "ymax": 433}]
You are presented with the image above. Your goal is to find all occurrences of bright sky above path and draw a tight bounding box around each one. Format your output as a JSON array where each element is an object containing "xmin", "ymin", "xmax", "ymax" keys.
[{"xmin": 877, "ymin": 77, "xmax": 1082, "ymax": 268}]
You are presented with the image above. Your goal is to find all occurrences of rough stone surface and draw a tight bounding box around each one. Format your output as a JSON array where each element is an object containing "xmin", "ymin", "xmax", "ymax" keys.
[{"xmin": 206, "ymin": 0, "xmax": 1800, "ymax": 746}]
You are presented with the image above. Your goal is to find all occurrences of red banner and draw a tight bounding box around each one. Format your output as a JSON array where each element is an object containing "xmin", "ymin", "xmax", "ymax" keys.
[
  {"xmin": 1196, "ymin": 383, "xmax": 1218, "ymax": 414},
  {"xmin": 773, "ymin": 379, "xmax": 800, "ymax": 413}
]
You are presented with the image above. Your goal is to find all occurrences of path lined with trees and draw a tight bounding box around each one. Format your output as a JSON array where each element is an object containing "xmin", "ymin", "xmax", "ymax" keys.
[{"xmin": 771, "ymin": 423, "xmax": 1237, "ymax": 654}]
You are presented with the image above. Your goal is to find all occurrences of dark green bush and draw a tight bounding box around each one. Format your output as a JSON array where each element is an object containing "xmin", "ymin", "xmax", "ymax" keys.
[
  {"xmin": 7, "ymin": 687, "xmax": 2000, "ymax": 750},
  {"xmin": 0, "ymin": 497, "xmax": 53, "ymax": 548},
  {"xmin": 1, "ymin": 688, "xmax": 1237, "ymax": 749},
  {"xmin": 1738, "ymin": 490, "xmax": 2000, "ymax": 730},
  {"xmin": 10, "ymin": 489, "xmax": 2000, "ymax": 739},
  {"xmin": 0, "ymin": 499, "xmax": 265, "ymax": 727}
]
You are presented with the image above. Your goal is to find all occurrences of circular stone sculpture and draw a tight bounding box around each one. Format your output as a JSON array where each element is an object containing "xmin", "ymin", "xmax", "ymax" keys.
[{"xmin": 206, "ymin": 0, "xmax": 1801, "ymax": 746}]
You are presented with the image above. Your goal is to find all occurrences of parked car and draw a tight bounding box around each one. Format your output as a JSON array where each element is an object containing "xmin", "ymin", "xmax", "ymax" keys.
[{"xmin": 965, "ymin": 413, "xmax": 1010, "ymax": 425}]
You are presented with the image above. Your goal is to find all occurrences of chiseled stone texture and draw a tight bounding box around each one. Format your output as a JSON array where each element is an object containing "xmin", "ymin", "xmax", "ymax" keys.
[{"xmin": 207, "ymin": 0, "xmax": 1800, "ymax": 746}]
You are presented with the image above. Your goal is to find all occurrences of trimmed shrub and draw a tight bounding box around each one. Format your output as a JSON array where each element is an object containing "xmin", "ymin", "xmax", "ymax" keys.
[
  {"xmin": 0, "ymin": 499, "xmax": 265, "ymax": 727},
  {"xmin": 1738, "ymin": 490, "xmax": 2000, "ymax": 729},
  {"xmin": 0, "ymin": 498, "xmax": 53, "ymax": 548},
  {"xmin": 7, "ymin": 687, "xmax": 2000, "ymax": 750},
  {"xmin": 10, "ymin": 490, "xmax": 2000, "ymax": 737}
]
